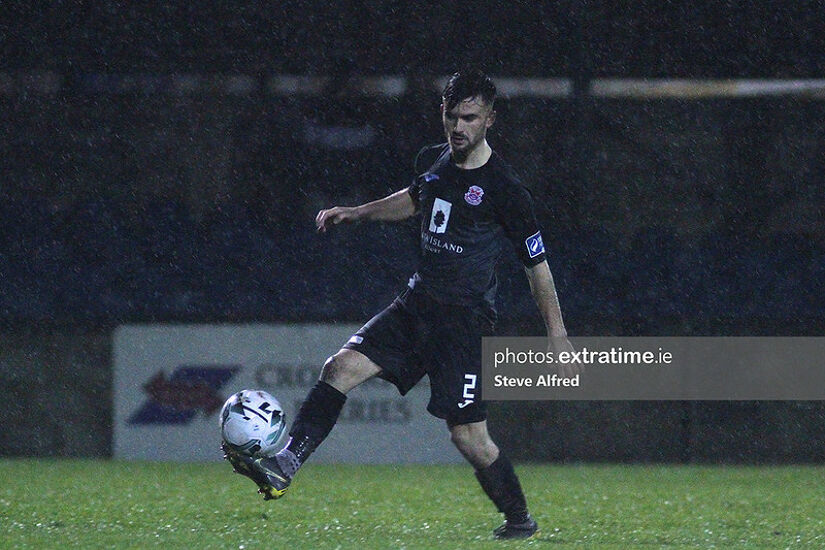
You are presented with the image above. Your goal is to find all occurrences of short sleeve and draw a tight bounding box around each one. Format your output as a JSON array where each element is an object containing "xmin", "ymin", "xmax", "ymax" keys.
[
  {"xmin": 497, "ymin": 184, "xmax": 546, "ymax": 267},
  {"xmin": 409, "ymin": 143, "xmax": 448, "ymax": 211},
  {"xmin": 408, "ymin": 176, "xmax": 422, "ymax": 208}
]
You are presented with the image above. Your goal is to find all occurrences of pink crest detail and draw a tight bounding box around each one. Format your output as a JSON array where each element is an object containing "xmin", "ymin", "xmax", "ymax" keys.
[{"xmin": 464, "ymin": 185, "xmax": 484, "ymax": 206}]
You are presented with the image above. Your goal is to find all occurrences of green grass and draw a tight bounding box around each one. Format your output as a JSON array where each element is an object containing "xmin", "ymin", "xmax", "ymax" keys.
[{"xmin": 1, "ymin": 461, "xmax": 823, "ymax": 549}]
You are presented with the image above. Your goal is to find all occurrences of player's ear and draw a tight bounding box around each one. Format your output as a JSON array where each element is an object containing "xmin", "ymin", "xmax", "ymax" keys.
[{"xmin": 486, "ymin": 108, "xmax": 496, "ymax": 128}]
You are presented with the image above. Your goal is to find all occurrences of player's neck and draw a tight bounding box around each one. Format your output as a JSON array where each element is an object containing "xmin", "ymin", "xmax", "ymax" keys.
[{"xmin": 452, "ymin": 139, "xmax": 492, "ymax": 170}]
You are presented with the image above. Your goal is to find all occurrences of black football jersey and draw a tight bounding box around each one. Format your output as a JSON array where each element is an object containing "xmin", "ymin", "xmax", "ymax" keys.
[{"xmin": 407, "ymin": 144, "xmax": 546, "ymax": 307}]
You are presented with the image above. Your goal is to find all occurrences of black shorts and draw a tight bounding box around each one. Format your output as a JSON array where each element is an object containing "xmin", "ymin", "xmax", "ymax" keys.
[{"xmin": 342, "ymin": 287, "xmax": 495, "ymax": 426}]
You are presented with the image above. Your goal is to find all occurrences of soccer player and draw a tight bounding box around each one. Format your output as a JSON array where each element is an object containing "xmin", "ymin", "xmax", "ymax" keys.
[{"xmin": 225, "ymin": 69, "xmax": 573, "ymax": 540}]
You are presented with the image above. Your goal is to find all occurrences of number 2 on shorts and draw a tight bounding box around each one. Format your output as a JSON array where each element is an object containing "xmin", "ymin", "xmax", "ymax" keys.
[{"xmin": 458, "ymin": 374, "xmax": 477, "ymax": 409}]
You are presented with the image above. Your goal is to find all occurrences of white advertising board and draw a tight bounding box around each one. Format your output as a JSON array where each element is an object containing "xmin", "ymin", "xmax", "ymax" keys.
[{"xmin": 113, "ymin": 324, "xmax": 462, "ymax": 463}]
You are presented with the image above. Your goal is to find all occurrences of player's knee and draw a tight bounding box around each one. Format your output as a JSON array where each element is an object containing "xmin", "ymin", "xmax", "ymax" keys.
[
  {"xmin": 320, "ymin": 353, "xmax": 348, "ymax": 385},
  {"xmin": 450, "ymin": 423, "xmax": 499, "ymax": 468},
  {"xmin": 450, "ymin": 427, "xmax": 469, "ymax": 450},
  {"xmin": 450, "ymin": 425, "xmax": 482, "ymax": 450},
  {"xmin": 320, "ymin": 349, "xmax": 378, "ymax": 393}
]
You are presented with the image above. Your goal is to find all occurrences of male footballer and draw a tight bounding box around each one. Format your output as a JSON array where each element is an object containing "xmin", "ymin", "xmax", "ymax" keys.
[{"xmin": 226, "ymin": 69, "xmax": 573, "ymax": 540}]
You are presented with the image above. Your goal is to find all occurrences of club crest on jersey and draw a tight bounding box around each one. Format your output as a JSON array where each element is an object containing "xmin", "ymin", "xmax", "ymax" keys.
[
  {"xmin": 464, "ymin": 185, "xmax": 484, "ymax": 206},
  {"xmin": 525, "ymin": 231, "xmax": 545, "ymax": 258}
]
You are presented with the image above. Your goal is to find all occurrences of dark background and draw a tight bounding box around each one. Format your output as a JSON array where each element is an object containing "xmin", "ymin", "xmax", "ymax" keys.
[{"xmin": 1, "ymin": 2, "xmax": 823, "ymax": 461}]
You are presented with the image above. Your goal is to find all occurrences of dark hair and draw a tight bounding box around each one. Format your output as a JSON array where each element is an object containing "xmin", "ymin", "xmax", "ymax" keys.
[{"xmin": 442, "ymin": 69, "xmax": 496, "ymax": 111}]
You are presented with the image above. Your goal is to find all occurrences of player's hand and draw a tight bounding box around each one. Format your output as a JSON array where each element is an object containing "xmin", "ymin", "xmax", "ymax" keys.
[
  {"xmin": 548, "ymin": 335, "xmax": 582, "ymax": 378},
  {"xmin": 316, "ymin": 206, "xmax": 359, "ymax": 233}
]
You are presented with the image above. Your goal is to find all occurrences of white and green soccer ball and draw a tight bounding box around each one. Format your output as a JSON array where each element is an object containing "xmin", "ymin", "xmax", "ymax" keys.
[{"xmin": 220, "ymin": 389, "xmax": 286, "ymax": 457}]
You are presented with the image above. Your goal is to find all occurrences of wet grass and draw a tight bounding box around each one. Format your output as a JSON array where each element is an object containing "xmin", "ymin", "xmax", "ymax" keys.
[{"xmin": 0, "ymin": 460, "xmax": 823, "ymax": 548}]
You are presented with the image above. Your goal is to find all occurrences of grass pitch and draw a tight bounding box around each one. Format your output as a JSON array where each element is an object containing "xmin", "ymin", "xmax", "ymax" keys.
[{"xmin": 1, "ymin": 460, "xmax": 823, "ymax": 549}]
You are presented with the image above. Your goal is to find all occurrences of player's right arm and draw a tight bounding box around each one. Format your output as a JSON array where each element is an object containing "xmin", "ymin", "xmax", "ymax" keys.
[{"xmin": 315, "ymin": 187, "xmax": 416, "ymax": 233}]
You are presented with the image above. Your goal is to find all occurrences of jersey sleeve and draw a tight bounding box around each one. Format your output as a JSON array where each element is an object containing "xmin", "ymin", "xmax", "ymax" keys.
[
  {"xmin": 408, "ymin": 175, "xmax": 422, "ymax": 209},
  {"xmin": 497, "ymin": 183, "xmax": 547, "ymax": 267},
  {"xmin": 409, "ymin": 143, "xmax": 447, "ymax": 210}
]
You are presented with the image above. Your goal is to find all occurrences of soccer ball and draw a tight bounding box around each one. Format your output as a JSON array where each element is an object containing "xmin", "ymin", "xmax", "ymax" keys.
[{"xmin": 220, "ymin": 389, "xmax": 286, "ymax": 457}]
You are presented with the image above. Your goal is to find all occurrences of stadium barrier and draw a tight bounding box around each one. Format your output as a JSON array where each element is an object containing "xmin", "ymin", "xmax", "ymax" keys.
[
  {"xmin": 2, "ymin": 324, "xmax": 825, "ymax": 463},
  {"xmin": 4, "ymin": 72, "xmax": 825, "ymax": 99},
  {"xmin": 112, "ymin": 324, "xmax": 462, "ymax": 463},
  {"xmin": 0, "ymin": 327, "xmax": 111, "ymax": 457}
]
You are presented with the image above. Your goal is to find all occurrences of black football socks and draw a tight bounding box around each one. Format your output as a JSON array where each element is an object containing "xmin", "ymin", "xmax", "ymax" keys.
[
  {"xmin": 474, "ymin": 454, "xmax": 531, "ymax": 523},
  {"xmin": 276, "ymin": 381, "xmax": 347, "ymax": 476}
]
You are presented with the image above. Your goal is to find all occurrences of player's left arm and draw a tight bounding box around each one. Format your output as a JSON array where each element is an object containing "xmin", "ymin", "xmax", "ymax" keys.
[
  {"xmin": 498, "ymin": 178, "xmax": 578, "ymax": 374},
  {"xmin": 524, "ymin": 260, "xmax": 567, "ymax": 338},
  {"xmin": 524, "ymin": 262, "xmax": 579, "ymax": 376},
  {"xmin": 498, "ymin": 182, "xmax": 567, "ymax": 336}
]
